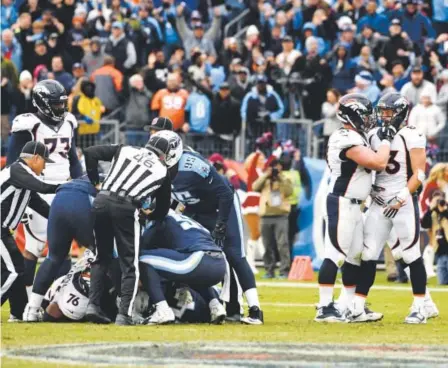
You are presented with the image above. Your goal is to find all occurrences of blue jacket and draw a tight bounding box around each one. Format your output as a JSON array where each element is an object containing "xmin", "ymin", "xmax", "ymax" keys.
[
  {"xmin": 433, "ymin": 0, "xmax": 448, "ymax": 22},
  {"xmin": 54, "ymin": 71, "xmax": 75, "ymax": 93},
  {"xmin": 397, "ymin": 10, "xmax": 435, "ymax": 45},
  {"xmin": 241, "ymin": 86, "xmax": 284, "ymax": 123},
  {"xmin": 357, "ymin": 13, "xmax": 389, "ymax": 35},
  {"xmin": 1, "ymin": 37, "xmax": 22, "ymax": 72},
  {"xmin": 1, "ymin": 4, "xmax": 17, "ymax": 29},
  {"xmin": 330, "ymin": 58, "xmax": 357, "ymax": 93}
]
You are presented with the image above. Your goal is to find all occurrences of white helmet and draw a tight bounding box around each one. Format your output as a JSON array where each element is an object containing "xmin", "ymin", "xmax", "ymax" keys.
[{"xmin": 146, "ymin": 131, "xmax": 183, "ymax": 168}]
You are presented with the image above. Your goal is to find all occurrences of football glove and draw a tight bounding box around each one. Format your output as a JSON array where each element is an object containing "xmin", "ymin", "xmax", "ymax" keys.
[
  {"xmin": 383, "ymin": 206, "xmax": 399, "ymax": 219},
  {"xmin": 212, "ymin": 221, "xmax": 227, "ymax": 248},
  {"xmin": 371, "ymin": 185, "xmax": 386, "ymax": 206},
  {"xmin": 377, "ymin": 126, "xmax": 397, "ymax": 142}
]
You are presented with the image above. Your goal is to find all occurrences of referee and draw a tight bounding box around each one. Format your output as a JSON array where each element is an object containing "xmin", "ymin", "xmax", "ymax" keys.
[
  {"xmin": 1, "ymin": 142, "xmax": 59, "ymax": 321},
  {"xmin": 83, "ymin": 131, "xmax": 183, "ymax": 326}
]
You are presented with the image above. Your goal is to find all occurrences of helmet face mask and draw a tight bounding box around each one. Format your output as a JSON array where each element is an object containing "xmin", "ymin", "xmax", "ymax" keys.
[
  {"xmin": 32, "ymin": 80, "xmax": 68, "ymax": 123},
  {"xmin": 337, "ymin": 93, "xmax": 376, "ymax": 133},
  {"xmin": 376, "ymin": 92, "xmax": 410, "ymax": 130},
  {"xmin": 146, "ymin": 131, "xmax": 183, "ymax": 168}
]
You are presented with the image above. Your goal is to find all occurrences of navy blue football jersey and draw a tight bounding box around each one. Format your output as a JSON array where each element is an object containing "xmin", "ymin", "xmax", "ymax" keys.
[
  {"xmin": 141, "ymin": 211, "xmax": 221, "ymax": 253},
  {"xmin": 171, "ymin": 151, "xmax": 234, "ymax": 225}
]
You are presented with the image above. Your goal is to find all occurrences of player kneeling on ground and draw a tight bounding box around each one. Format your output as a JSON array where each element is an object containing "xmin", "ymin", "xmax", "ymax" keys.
[
  {"xmin": 139, "ymin": 210, "xmax": 227, "ymax": 325},
  {"xmin": 350, "ymin": 92, "xmax": 438, "ymax": 324}
]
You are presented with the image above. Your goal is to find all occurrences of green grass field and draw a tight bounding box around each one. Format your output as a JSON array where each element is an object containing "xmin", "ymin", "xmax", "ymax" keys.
[{"xmin": 2, "ymin": 271, "xmax": 448, "ymax": 367}]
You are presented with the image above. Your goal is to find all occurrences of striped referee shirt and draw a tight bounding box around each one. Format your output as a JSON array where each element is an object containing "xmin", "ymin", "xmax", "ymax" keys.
[
  {"xmin": 84, "ymin": 145, "xmax": 169, "ymax": 203},
  {"xmin": 1, "ymin": 160, "xmax": 59, "ymax": 232}
]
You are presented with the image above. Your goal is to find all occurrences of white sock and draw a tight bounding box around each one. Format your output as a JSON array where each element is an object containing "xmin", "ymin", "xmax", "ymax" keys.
[
  {"xmin": 29, "ymin": 292, "xmax": 44, "ymax": 308},
  {"xmin": 155, "ymin": 300, "xmax": 169, "ymax": 310},
  {"xmin": 425, "ymin": 289, "xmax": 432, "ymax": 302},
  {"xmin": 353, "ymin": 295, "xmax": 367, "ymax": 313},
  {"xmin": 26, "ymin": 286, "xmax": 33, "ymax": 300},
  {"xmin": 343, "ymin": 286, "xmax": 356, "ymax": 308},
  {"xmin": 209, "ymin": 298, "xmax": 221, "ymax": 309},
  {"xmin": 413, "ymin": 295, "xmax": 425, "ymax": 308},
  {"xmin": 245, "ymin": 288, "xmax": 260, "ymax": 308},
  {"xmin": 318, "ymin": 285, "xmax": 334, "ymax": 307},
  {"xmin": 404, "ymin": 266, "xmax": 411, "ymax": 280}
]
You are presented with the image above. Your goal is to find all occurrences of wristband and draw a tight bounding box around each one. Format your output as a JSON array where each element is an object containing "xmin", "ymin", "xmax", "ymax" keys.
[{"xmin": 397, "ymin": 187, "xmax": 410, "ymax": 202}]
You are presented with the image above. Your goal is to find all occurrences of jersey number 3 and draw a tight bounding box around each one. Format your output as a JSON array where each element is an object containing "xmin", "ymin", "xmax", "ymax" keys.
[{"xmin": 386, "ymin": 150, "xmax": 400, "ymax": 175}]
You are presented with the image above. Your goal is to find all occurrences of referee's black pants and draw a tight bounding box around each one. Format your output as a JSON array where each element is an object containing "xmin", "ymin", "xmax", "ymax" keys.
[
  {"xmin": 89, "ymin": 194, "xmax": 141, "ymax": 317},
  {"xmin": 1, "ymin": 231, "xmax": 28, "ymax": 318}
]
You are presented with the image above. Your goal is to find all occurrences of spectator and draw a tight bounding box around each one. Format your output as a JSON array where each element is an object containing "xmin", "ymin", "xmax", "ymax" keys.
[
  {"xmin": 388, "ymin": 59, "xmax": 412, "ymax": 91},
  {"xmin": 351, "ymin": 70, "xmax": 381, "ymax": 103},
  {"xmin": 275, "ymin": 36, "xmax": 301, "ymax": 76},
  {"xmin": 241, "ymin": 74, "xmax": 284, "ymax": 138},
  {"xmin": 321, "ymin": 88, "xmax": 341, "ymax": 143},
  {"xmin": 67, "ymin": 16, "xmax": 88, "ymax": 63},
  {"xmin": 229, "ymin": 66, "xmax": 250, "ymax": 102},
  {"xmin": 396, "ymin": 0, "xmax": 435, "ymax": 50},
  {"xmin": 436, "ymin": 69, "xmax": 448, "ymax": 117},
  {"xmin": 352, "ymin": 45, "xmax": 377, "ymax": 74},
  {"xmin": 142, "ymin": 51, "xmax": 169, "ymax": 94},
  {"xmin": 357, "ymin": 0, "xmax": 389, "ymax": 35},
  {"xmin": 242, "ymin": 25, "xmax": 261, "ymax": 62},
  {"xmin": 329, "ymin": 44, "xmax": 357, "ymax": 94},
  {"xmin": 379, "ymin": 18, "xmax": 414, "ymax": 72},
  {"xmin": 151, "ymin": 72, "xmax": 189, "ymax": 132},
  {"xmin": 379, "ymin": 73, "xmax": 398, "ymax": 96},
  {"xmin": 71, "ymin": 78, "xmax": 104, "ymax": 139},
  {"xmin": 123, "ymin": 74, "xmax": 153, "ymax": 146},
  {"xmin": 187, "ymin": 50, "xmax": 207, "ymax": 82},
  {"xmin": 0, "ymin": 70, "xmax": 16, "ymax": 152},
  {"xmin": 90, "ymin": 55, "xmax": 123, "ymax": 113},
  {"xmin": 41, "ymin": 8, "xmax": 65, "ymax": 36},
  {"xmin": 184, "ymin": 78, "xmax": 212, "ymax": 133},
  {"xmin": 19, "ymin": 0, "xmax": 42, "ymax": 22},
  {"xmin": 352, "ymin": 24, "xmax": 387, "ymax": 58},
  {"xmin": 220, "ymin": 37, "xmax": 242, "ymax": 70},
  {"xmin": 408, "ymin": 90, "xmax": 446, "ymax": 143},
  {"xmin": 47, "ymin": 33, "xmax": 72, "ymax": 71},
  {"xmin": 1, "ymin": 29, "xmax": 22, "ymax": 72},
  {"xmin": 32, "ymin": 64, "xmax": 50, "ymax": 83},
  {"xmin": 401, "ymin": 66, "xmax": 437, "ymax": 106},
  {"xmin": 344, "ymin": 0, "xmax": 367, "ymax": 23},
  {"xmin": 1, "ymin": 0, "xmax": 17, "ymax": 29},
  {"xmin": 82, "ymin": 36, "xmax": 105, "ymax": 77},
  {"xmin": 52, "ymin": 0, "xmax": 75, "ymax": 32},
  {"xmin": 1, "ymin": 55, "xmax": 18, "ymax": 87},
  {"xmin": 253, "ymin": 159, "xmax": 293, "ymax": 279},
  {"xmin": 27, "ymin": 39, "xmax": 51, "ymax": 73},
  {"xmin": 175, "ymin": 4, "xmax": 220, "ymax": 60},
  {"xmin": 338, "ymin": 25, "xmax": 356, "ymax": 53},
  {"xmin": 51, "ymin": 55, "xmax": 75, "ymax": 92},
  {"xmin": 12, "ymin": 13, "xmax": 33, "ymax": 62},
  {"xmin": 72, "ymin": 62, "xmax": 85, "ymax": 81},
  {"xmin": 137, "ymin": 5, "xmax": 163, "ymax": 65},
  {"xmin": 104, "ymin": 21, "xmax": 137, "ymax": 75},
  {"xmin": 16, "ymin": 70, "xmax": 35, "ymax": 115},
  {"xmin": 433, "ymin": 0, "xmax": 448, "ymax": 35},
  {"xmin": 421, "ymin": 191, "xmax": 448, "ymax": 285}
]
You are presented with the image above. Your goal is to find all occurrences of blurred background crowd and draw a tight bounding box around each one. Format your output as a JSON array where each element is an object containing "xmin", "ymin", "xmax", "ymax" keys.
[{"xmin": 1, "ymin": 0, "xmax": 448, "ymax": 282}]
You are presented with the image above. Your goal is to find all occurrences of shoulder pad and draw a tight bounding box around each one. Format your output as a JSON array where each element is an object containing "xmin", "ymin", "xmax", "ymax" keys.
[
  {"xmin": 65, "ymin": 112, "xmax": 78, "ymax": 129},
  {"xmin": 399, "ymin": 126, "xmax": 426, "ymax": 149},
  {"xmin": 178, "ymin": 152, "xmax": 210, "ymax": 178},
  {"xmin": 331, "ymin": 129, "xmax": 365, "ymax": 150},
  {"xmin": 11, "ymin": 113, "xmax": 41, "ymax": 133}
]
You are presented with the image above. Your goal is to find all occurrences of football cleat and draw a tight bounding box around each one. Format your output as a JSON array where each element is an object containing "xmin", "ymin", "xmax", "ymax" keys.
[
  {"xmin": 115, "ymin": 313, "xmax": 134, "ymax": 326},
  {"xmin": 85, "ymin": 304, "xmax": 112, "ymax": 324},
  {"xmin": 364, "ymin": 306, "xmax": 384, "ymax": 321},
  {"xmin": 142, "ymin": 305, "xmax": 175, "ymax": 325},
  {"xmin": 423, "ymin": 299, "xmax": 439, "ymax": 319},
  {"xmin": 8, "ymin": 314, "xmax": 21, "ymax": 323},
  {"xmin": 347, "ymin": 306, "xmax": 383, "ymax": 323},
  {"xmin": 314, "ymin": 302, "xmax": 347, "ymax": 323},
  {"xmin": 241, "ymin": 306, "xmax": 264, "ymax": 325},
  {"xmin": 209, "ymin": 300, "xmax": 226, "ymax": 325},
  {"xmin": 404, "ymin": 306, "xmax": 427, "ymax": 324},
  {"xmin": 22, "ymin": 304, "xmax": 43, "ymax": 322}
]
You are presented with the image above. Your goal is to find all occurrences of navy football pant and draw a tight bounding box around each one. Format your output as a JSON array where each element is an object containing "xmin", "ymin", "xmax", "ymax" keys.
[
  {"xmin": 140, "ymin": 248, "xmax": 226, "ymax": 304},
  {"xmin": 187, "ymin": 194, "xmax": 256, "ymax": 312},
  {"xmin": 33, "ymin": 191, "xmax": 94, "ymax": 296}
]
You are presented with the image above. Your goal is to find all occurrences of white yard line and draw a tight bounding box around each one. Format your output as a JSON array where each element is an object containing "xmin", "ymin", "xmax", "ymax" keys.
[{"xmin": 257, "ymin": 281, "xmax": 448, "ymax": 293}]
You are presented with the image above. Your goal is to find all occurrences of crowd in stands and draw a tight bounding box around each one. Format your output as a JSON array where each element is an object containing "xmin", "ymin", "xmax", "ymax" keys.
[{"xmin": 1, "ymin": 0, "xmax": 448, "ymax": 157}]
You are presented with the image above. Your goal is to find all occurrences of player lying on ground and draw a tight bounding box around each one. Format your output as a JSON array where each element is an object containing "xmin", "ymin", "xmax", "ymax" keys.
[
  {"xmin": 315, "ymin": 93, "xmax": 397, "ymax": 323},
  {"xmin": 347, "ymin": 93, "xmax": 439, "ymax": 324}
]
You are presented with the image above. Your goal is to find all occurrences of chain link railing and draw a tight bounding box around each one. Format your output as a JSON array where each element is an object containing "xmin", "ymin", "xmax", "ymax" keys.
[{"xmin": 77, "ymin": 119, "xmax": 120, "ymax": 149}]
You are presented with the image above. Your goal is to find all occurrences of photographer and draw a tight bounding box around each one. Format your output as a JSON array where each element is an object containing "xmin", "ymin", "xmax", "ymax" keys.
[
  {"xmin": 253, "ymin": 159, "xmax": 293, "ymax": 279},
  {"xmin": 421, "ymin": 191, "xmax": 448, "ymax": 285}
]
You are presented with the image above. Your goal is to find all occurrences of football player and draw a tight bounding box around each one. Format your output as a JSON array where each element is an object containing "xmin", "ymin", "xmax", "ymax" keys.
[
  {"xmin": 315, "ymin": 93, "xmax": 396, "ymax": 323},
  {"xmin": 23, "ymin": 176, "xmax": 99, "ymax": 321},
  {"xmin": 6, "ymin": 80, "xmax": 83, "ymax": 298},
  {"xmin": 350, "ymin": 92, "xmax": 439, "ymax": 324},
  {"xmin": 170, "ymin": 149, "xmax": 263, "ymax": 324},
  {"xmin": 139, "ymin": 210, "xmax": 227, "ymax": 325}
]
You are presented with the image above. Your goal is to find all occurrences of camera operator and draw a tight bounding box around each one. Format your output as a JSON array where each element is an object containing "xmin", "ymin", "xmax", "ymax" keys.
[
  {"xmin": 253, "ymin": 159, "xmax": 293, "ymax": 279},
  {"xmin": 421, "ymin": 191, "xmax": 448, "ymax": 285}
]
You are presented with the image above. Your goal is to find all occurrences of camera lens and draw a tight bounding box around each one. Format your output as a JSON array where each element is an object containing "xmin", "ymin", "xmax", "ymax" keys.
[{"xmin": 440, "ymin": 199, "xmax": 446, "ymax": 207}]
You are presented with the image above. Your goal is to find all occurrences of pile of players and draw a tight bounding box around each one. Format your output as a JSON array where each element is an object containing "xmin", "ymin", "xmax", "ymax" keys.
[
  {"xmin": 316, "ymin": 92, "xmax": 439, "ymax": 324},
  {"xmin": 4, "ymin": 79, "xmax": 264, "ymax": 326}
]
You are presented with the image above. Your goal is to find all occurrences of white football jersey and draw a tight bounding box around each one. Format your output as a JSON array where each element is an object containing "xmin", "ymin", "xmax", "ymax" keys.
[
  {"xmin": 368, "ymin": 126, "xmax": 426, "ymax": 201},
  {"xmin": 327, "ymin": 128, "xmax": 373, "ymax": 201},
  {"xmin": 11, "ymin": 113, "xmax": 78, "ymax": 183}
]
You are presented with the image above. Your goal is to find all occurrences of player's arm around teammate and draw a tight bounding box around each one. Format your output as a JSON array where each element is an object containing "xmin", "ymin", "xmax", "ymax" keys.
[{"xmin": 315, "ymin": 93, "xmax": 397, "ymax": 323}]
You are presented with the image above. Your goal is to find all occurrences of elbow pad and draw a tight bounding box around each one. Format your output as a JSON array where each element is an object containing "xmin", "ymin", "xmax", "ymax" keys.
[{"xmin": 417, "ymin": 169, "xmax": 426, "ymax": 184}]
